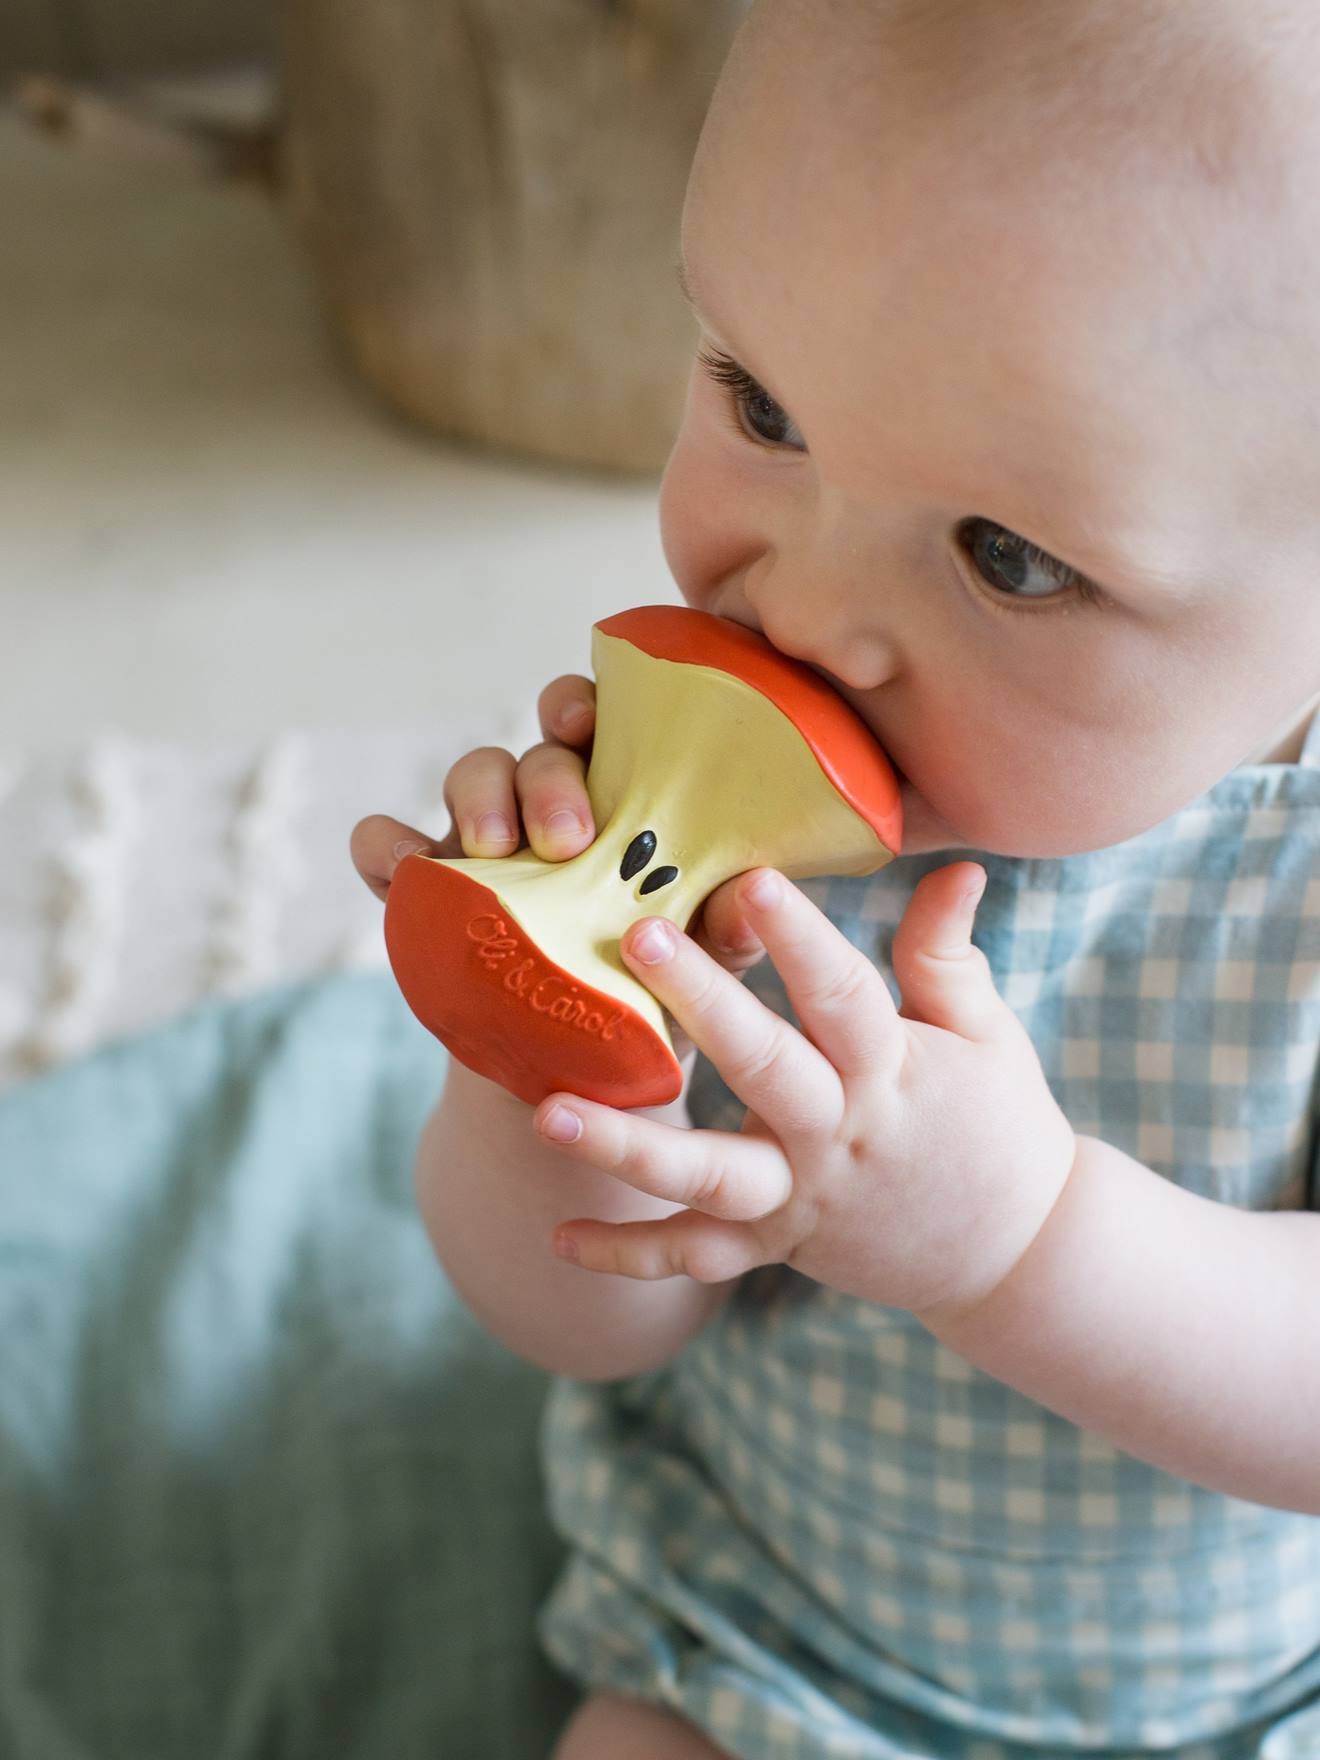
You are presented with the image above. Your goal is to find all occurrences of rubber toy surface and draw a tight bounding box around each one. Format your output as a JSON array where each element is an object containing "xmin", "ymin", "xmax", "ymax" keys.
[{"xmin": 384, "ymin": 605, "xmax": 903, "ymax": 1109}]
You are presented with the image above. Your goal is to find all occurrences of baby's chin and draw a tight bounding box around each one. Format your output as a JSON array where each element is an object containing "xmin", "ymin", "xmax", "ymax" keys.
[
  {"xmin": 893, "ymin": 771, "xmax": 1172, "ymax": 864},
  {"xmin": 890, "ymin": 771, "xmax": 1095, "ymax": 862},
  {"xmin": 870, "ymin": 715, "xmax": 1175, "ymax": 863}
]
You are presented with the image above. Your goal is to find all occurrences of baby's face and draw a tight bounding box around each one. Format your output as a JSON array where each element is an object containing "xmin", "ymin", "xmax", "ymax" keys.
[{"xmin": 658, "ymin": 0, "xmax": 1320, "ymax": 857}]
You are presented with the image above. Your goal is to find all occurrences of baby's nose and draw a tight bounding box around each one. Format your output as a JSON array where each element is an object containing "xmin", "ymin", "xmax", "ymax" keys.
[
  {"xmin": 744, "ymin": 555, "xmax": 900, "ymax": 694},
  {"xmin": 758, "ymin": 606, "xmax": 898, "ymax": 695}
]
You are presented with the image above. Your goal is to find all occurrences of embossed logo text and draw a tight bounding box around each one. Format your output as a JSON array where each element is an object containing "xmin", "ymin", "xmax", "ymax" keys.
[{"xmin": 466, "ymin": 913, "xmax": 624, "ymax": 1040}]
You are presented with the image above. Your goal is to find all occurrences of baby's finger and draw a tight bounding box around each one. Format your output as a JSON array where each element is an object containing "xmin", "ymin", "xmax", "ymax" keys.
[
  {"xmin": 553, "ymin": 1208, "xmax": 774, "ymax": 1285},
  {"xmin": 537, "ymin": 674, "xmax": 597, "ymax": 748},
  {"xmin": 890, "ymin": 862, "xmax": 1008, "ymax": 1043},
  {"xmin": 663, "ymin": 881, "xmax": 767, "ymax": 1068},
  {"xmin": 618, "ymin": 913, "xmax": 839, "ymax": 1138},
  {"xmin": 442, "ymin": 745, "xmax": 523, "ymax": 857},
  {"xmin": 349, "ymin": 812, "xmax": 442, "ymax": 903},
  {"xmin": 734, "ymin": 869, "xmax": 901, "ymax": 1082},
  {"xmin": 534, "ymin": 1091, "xmax": 791, "ymax": 1221},
  {"xmin": 514, "ymin": 740, "xmax": 596, "ymax": 860},
  {"xmin": 689, "ymin": 876, "xmax": 766, "ymax": 976}
]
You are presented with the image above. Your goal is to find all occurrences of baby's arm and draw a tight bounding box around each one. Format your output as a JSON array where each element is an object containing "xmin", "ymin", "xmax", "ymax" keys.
[
  {"xmin": 507, "ymin": 841, "xmax": 1320, "ymax": 1509},
  {"xmin": 415, "ymin": 1055, "xmax": 735, "ymax": 1380},
  {"xmin": 352, "ymin": 671, "xmax": 764, "ymax": 1381},
  {"xmin": 923, "ymin": 1135, "xmax": 1320, "ymax": 1514}
]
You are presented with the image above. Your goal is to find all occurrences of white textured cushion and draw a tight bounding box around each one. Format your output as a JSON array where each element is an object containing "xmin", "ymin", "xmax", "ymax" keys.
[{"xmin": 0, "ymin": 712, "xmax": 541, "ymax": 1093}]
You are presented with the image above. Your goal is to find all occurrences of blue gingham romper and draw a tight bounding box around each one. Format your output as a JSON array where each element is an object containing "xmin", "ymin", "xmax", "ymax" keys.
[{"xmin": 538, "ymin": 717, "xmax": 1320, "ymax": 1759}]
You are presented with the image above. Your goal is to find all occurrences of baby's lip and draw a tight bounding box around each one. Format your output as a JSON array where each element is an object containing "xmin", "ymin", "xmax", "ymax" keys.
[{"xmin": 862, "ymin": 727, "xmax": 909, "ymax": 795}]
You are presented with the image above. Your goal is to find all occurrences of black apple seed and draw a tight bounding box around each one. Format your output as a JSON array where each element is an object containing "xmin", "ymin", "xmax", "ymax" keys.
[
  {"xmin": 639, "ymin": 865, "xmax": 679, "ymax": 895},
  {"xmin": 620, "ymin": 830, "xmax": 657, "ymax": 881}
]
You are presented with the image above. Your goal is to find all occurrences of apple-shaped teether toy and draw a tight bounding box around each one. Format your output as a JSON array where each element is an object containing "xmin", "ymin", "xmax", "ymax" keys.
[{"xmin": 384, "ymin": 605, "xmax": 902, "ymax": 1109}]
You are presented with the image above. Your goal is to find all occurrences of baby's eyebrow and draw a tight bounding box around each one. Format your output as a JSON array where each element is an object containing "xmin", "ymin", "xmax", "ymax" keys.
[
  {"xmin": 676, "ymin": 254, "xmax": 737, "ymax": 357},
  {"xmin": 676, "ymin": 255, "xmax": 703, "ymax": 319}
]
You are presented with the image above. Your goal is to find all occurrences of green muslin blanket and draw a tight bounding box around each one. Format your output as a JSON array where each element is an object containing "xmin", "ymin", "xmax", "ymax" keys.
[{"xmin": 0, "ymin": 972, "xmax": 575, "ymax": 1758}]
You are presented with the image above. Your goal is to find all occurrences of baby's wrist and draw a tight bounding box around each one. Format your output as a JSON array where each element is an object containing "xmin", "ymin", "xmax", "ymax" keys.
[{"xmin": 915, "ymin": 1120, "xmax": 1081, "ymax": 1338}]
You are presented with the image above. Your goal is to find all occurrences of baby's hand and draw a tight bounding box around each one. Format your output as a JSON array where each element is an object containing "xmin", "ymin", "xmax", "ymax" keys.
[
  {"xmin": 535, "ymin": 864, "xmax": 1078, "ymax": 1323},
  {"xmin": 349, "ymin": 674, "xmax": 769, "ymax": 1064}
]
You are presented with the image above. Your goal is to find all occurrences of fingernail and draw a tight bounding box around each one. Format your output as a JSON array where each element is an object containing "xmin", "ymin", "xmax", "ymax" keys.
[
  {"xmin": 963, "ymin": 871, "xmax": 987, "ymax": 911},
  {"xmin": 540, "ymin": 1104, "xmax": 582, "ymax": 1144},
  {"xmin": 558, "ymin": 702, "xmax": 593, "ymax": 737},
  {"xmin": 630, "ymin": 920, "xmax": 674, "ymax": 964},
  {"xmin": 392, "ymin": 839, "xmax": 426, "ymax": 863},
  {"xmin": 716, "ymin": 921, "xmax": 760, "ymax": 956},
  {"xmin": 743, "ymin": 870, "xmax": 781, "ymax": 909},
  {"xmin": 543, "ymin": 809, "xmax": 585, "ymax": 841},
  {"xmin": 553, "ymin": 1231, "xmax": 580, "ymax": 1262},
  {"xmin": 473, "ymin": 812, "xmax": 515, "ymax": 849}
]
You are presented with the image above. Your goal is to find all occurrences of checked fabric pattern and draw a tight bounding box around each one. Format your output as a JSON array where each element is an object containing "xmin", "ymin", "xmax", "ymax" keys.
[{"xmin": 539, "ymin": 717, "xmax": 1320, "ymax": 1760}]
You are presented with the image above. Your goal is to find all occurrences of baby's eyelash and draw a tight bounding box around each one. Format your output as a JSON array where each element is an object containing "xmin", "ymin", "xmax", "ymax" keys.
[
  {"xmin": 698, "ymin": 345, "xmax": 758, "ymax": 396},
  {"xmin": 1025, "ymin": 545, "xmax": 1104, "ymax": 608},
  {"xmin": 697, "ymin": 346, "xmax": 783, "ymax": 446},
  {"xmin": 963, "ymin": 525, "xmax": 1106, "ymax": 612}
]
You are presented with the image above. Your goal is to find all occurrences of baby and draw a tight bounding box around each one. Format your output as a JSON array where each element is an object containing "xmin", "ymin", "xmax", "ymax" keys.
[{"xmin": 352, "ymin": 0, "xmax": 1320, "ymax": 1754}]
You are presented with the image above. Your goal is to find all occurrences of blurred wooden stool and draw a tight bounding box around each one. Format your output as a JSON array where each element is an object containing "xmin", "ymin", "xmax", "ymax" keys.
[{"xmin": 280, "ymin": 0, "xmax": 749, "ymax": 476}]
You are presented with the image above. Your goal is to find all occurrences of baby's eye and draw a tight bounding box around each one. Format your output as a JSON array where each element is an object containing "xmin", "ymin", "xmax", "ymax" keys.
[
  {"xmin": 698, "ymin": 347, "xmax": 806, "ymax": 452},
  {"xmin": 956, "ymin": 517, "xmax": 1099, "ymax": 606}
]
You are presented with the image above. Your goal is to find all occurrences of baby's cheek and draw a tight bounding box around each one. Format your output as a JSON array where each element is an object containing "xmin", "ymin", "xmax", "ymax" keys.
[{"xmin": 659, "ymin": 422, "xmax": 761, "ymax": 609}]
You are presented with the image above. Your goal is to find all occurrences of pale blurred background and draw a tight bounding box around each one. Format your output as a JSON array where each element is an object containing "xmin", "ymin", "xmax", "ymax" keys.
[
  {"xmin": 0, "ymin": 0, "xmax": 746, "ymax": 1083},
  {"xmin": 0, "ymin": 14, "xmax": 753, "ymax": 1751}
]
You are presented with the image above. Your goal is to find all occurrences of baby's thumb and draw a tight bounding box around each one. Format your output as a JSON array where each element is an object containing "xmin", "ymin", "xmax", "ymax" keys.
[
  {"xmin": 349, "ymin": 814, "xmax": 441, "ymax": 904},
  {"xmin": 890, "ymin": 863, "xmax": 1008, "ymax": 1041}
]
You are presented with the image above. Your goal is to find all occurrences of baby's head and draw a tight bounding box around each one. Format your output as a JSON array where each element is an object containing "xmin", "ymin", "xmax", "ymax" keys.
[{"xmin": 658, "ymin": 0, "xmax": 1320, "ymax": 857}]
